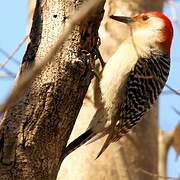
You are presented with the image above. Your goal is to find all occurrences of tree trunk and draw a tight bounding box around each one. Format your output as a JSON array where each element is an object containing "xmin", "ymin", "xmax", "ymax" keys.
[
  {"xmin": 0, "ymin": 0, "xmax": 105, "ymax": 179},
  {"xmin": 27, "ymin": 0, "xmax": 36, "ymax": 41},
  {"xmin": 58, "ymin": 0, "xmax": 164, "ymax": 180}
]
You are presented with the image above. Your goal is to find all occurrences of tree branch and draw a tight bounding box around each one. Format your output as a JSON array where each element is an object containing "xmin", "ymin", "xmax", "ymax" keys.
[{"xmin": 159, "ymin": 129, "xmax": 175, "ymax": 178}]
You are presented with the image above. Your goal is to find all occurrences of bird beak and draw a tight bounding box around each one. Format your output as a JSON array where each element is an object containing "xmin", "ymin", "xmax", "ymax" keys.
[{"xmin": 110, "ymin": 15, "xmax": 134, "ymax": 24}]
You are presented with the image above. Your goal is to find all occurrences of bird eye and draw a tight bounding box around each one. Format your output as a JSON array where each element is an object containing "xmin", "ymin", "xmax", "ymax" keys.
[{"xmin": 142, "ymin": 15, "xmax": 149, "ymax": 21}]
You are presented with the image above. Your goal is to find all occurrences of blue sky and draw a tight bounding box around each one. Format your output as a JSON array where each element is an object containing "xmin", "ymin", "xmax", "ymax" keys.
[
  {"xmin": 0, "ymin": 0, "xmax": 179, "ymax": 178},
  {"xmin": 160, "ymin": 1, "xmax": 180, "ymax": 177},
  {"xmin": 0, "ymin": 0, "xmax": 27, "ymax": 101}
]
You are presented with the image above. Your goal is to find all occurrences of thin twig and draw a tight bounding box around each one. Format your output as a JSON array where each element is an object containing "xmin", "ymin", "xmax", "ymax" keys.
[
  {"xmin": 0, "ymin": 0, "xmax": 104, "ymax": 113},
  {"xmin": 0, "ymin": 36, "xmax": 28, "ymax": 69},
  {"xmin": 172, "ymin": 106, "xmax": 180, "ymax": 116},
  {"xmin": 165, "ymin": 84, "xmax": 180, "ymax": 96},
  {"xmin": 0, "ymin": 48, "xmax": 20, "ymax": 65},
  {"xmin": 0, "ymin": 66, "xmax": 16, "ymax": 78},
  {"xmin": 138, "ymin": 168, "xmax": 180, "ymax": 180},
  {"xmin": 159, "ymin": 129, "xmax": 175, "ymax": 179},
  {"xmin": 162, "ymin": 89, "xmax": 180, "ymax": 95},
  {"xmin": 0, "ymin": 74, "xmax": 15, "ymax": 79}
]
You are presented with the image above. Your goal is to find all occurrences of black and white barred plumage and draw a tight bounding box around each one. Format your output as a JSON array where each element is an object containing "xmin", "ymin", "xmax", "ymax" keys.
[{"xmin": 117, "ymin": 51, "xmax": 170, "ymax": 133}]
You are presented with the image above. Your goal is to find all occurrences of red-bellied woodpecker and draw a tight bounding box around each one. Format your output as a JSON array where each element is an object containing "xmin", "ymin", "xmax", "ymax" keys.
[{"xmin": 64, "ymin": 11, "xmax": 173, "ymax": 159}]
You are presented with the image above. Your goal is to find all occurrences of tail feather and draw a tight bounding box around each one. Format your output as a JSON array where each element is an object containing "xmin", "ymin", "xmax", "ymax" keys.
[
  {"xmin": 62, "ymin": 129, "xmax": 94, "ymax": 158},
  {"xmin": 86, "ymin": 126, "xmax": 110, "ymax": 145},
  {"xmin": 96, "ymin": 134, "xmax": 112, "ymax": 159},
  {"xmin": 62, "ymin": 125, "xmax": 115, "ymax": 160},
  {"xmin": 95, "ymin": 119, "xmax": 119, "ymax": 158},
  {"xmin": 62, "ymin": 107, "xmax": 109, "ymax": 159}
]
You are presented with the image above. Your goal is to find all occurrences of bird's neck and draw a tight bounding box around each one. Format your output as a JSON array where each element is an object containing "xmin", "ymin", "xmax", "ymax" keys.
[{"xmin": 125, "ymin": 29, "xmax": 164, "ymax": 58}]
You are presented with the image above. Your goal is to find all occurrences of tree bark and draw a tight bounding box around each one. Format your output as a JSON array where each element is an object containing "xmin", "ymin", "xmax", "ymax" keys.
[
  {"xmin": 58, "ymin": 0, "xmax": 164, "ymax": 180},
  {"xmin": 0, "ymin": 0, "xmax": 105, "ymax": 179}
]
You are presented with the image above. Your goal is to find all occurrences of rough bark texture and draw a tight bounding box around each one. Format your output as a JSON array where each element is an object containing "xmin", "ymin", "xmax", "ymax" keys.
[
  {"xmin": 58, "ymin": 0, "xmax": 164, "ymax": 180},
  {"xmin": 0, "ymin": 0, "xmax": 105, "ymax": 179}
]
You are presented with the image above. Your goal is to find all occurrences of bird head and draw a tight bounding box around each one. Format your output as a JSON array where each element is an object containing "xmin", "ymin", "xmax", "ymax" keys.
[{"xmin": 110, "ymin": 12, "xmax": 173, "ymax": 56}]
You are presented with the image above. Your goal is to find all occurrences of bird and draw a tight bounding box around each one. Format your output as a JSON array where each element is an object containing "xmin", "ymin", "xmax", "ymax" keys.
[{"xmin": 63, "ymin": 11, "xmax": 173, "ymax": 159}]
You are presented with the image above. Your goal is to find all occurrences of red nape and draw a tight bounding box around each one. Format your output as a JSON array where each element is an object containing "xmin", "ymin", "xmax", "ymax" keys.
[{"xmin": 147, "ymin": 11, "xmax": 173, "ymax": 56}]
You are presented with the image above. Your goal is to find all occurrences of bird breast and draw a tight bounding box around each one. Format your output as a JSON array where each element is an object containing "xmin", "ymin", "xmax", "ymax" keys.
[{"xmin": 100, "ymin": 40, "xmax": 140, "ymax": 114}]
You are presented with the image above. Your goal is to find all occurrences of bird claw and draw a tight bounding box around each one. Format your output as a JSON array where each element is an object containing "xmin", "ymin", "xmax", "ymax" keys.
[
  {"xmin": 80, "ymin": 49, "xmax": 101, "ymax": 80},
  {"xmin": 91, "ymin": 68, "xmax": 100, "ymax": 81},
  {"xmin": 95, "ymin": 37, "xmax": 106, "ymax": 68},
  {"xmin": 94, "ymin": 46, "xmax": 106, "ymax": 68}
]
